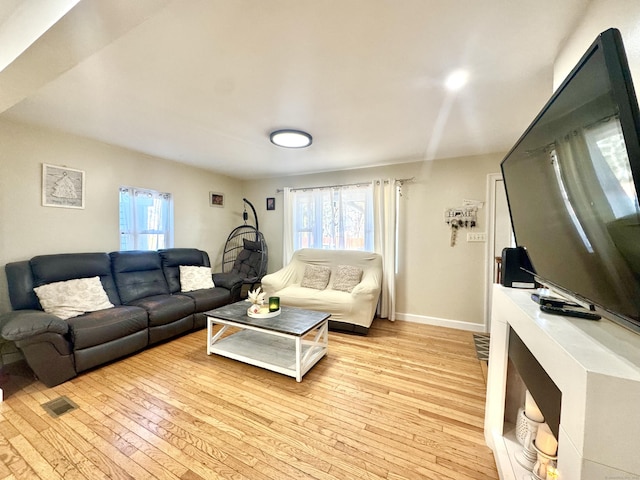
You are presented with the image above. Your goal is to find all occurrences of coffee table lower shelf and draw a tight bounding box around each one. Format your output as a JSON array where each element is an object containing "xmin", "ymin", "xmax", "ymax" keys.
[{"xmin": 208, "ymin": 326, "xmax": 327, "ymax": 381}]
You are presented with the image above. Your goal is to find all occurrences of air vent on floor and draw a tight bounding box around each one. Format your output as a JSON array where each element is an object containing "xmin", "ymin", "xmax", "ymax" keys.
[{"xmin": 42, "ymin": 396, "xmax": 78, "ymax": 418}]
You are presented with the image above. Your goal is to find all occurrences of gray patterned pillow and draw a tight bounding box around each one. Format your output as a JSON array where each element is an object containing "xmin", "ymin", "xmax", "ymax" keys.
[
  {"xmin": 332, "ymin": 265, "xmax": 363, "ymax": 293},
  {"xmin": 300, "ymin": 265, "xmax": 331, "ymax": 290},
  {"xmin": 34, "ymin": 276, "xmax": 114, "ymax": 320}
]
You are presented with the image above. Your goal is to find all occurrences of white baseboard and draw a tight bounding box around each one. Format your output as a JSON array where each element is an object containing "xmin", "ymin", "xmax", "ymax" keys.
[{"xmin": 394, "ymin": 312, "xmax": 488, "ymax": 333}]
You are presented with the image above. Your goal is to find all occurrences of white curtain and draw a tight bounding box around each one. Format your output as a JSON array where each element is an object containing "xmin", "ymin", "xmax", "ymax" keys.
[
  {"xmin": 282, "ymin": 187, "xmax": 295, "ymax": 264},
  {"xmin": 119, "ymin": 186, "xmax": 173, "ymax": 251},
  {"xmin": 373, "ymin": 179, "xmax": 398, "ymax": 321}
]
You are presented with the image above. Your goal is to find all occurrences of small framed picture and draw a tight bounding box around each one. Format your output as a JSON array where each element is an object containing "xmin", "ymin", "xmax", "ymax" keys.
[
  {"xmin": 266, "ymin": 197, "xmax": 275, "ymax": 211},
  {"xmin": 42, "ymin": 163, "xmax": 85, "ymax": 209},
  {"xmin": 210, "ymin": 192, "xmax": 224, "ymax": 207}
]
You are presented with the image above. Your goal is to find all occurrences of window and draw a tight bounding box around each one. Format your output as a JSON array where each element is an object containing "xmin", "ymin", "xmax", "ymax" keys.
[
  {"xmin": 119, "ymin": 186, "xmax": 173, "ymax": 251},
  {"xmin": 289, "ymin": 183, "xmax": 374, "ymax": 251},
  {"xmin": 584, "ymin": 116, "xmax": 637, "ymax": 218}
]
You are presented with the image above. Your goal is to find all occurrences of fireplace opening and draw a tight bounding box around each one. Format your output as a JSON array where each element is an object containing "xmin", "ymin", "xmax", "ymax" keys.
[{"xmin": 507, "ymin": 327, "xmax": 562, "ymax": 438}]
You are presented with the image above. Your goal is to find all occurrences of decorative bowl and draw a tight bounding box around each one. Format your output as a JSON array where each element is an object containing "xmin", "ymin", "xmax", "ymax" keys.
[{"xmin": 247, "ymin": 307, "xmax": 281, "ymax": 318}]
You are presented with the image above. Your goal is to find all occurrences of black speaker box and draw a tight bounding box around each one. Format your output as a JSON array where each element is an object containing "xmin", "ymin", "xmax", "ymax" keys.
[{"xmin": 501, "ymin": 247, "xmax": 537, "ymax": 288}]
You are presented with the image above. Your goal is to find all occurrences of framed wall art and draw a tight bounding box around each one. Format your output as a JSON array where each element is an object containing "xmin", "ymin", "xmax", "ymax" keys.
[
  {"xmin": 266, "ymin": 197, "xmax": 275, "ymax": 211},
  {"xmin": 42, "ymin": 163, "xmax": 85, "ymax": 209},
  {"xmin": 210, "ymin": 192, "xmax": 224, "ymax": 207}
]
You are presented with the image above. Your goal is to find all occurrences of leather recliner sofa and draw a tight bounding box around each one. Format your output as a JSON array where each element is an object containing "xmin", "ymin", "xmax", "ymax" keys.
[{"xmin": 0, "ymin": 248, "xmax": 242, "ymax": 387}]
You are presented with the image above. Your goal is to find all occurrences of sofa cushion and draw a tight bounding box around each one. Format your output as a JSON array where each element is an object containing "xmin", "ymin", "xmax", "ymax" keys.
[
  {"xmin": 34, "ymin": 276, "xmax": 115, "ymax": 320},
  {"xmin": 176, "ymin": 288, "xmax": 231, "ymax": 311},
  {"xmin": 159, "ymin": 248, "xmax": 210, "ymax": 293},
  {"xmin": 30, "ymin": 253, "xmax": 120, "ymax": 305},
  {"xmin": 128, "ymin": 294, "xmax": 194, "ymax": 327},
  {"xmin": 180, "ymin": 265, "xmax": 214, "ymax": 292},
  {"xmin": 332, "ymin": 265, "xmax": 363, "ymax": 293},
  {"xmin": 6, "ymin": 261, "xmax": 41, "ymax": 310},
  {"xmin": 110, "ymin": 251, "xmax": 170, "ymax": 303},
  {"xmin": 300, "ymin": 265, "xmax": 331, "ymax": 290},
  {"xmin": 243, "ymin": 238, "xmax": 262, "ymax": 252},
  {"xmin": 231, "ymin": 248, "xmax": 264, "ymax": 280},
  {"xmin": 67, "ymin": 305, "xmax": 148, "ymax": 350}
]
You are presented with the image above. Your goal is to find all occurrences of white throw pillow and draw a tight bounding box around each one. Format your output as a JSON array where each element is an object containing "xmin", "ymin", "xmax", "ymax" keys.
[
  {"xmin": 179, "ymin": 265, "xmax": 214, "ymax": 292},
  {"xmin": 34, "ymin": 276, "xmax": 114, "ymax": 320},
  {"xmin": 332, "ymin": 265, "xmax": 363, "ymax": 293},
  {"xmin": 300, "ymin": 264, "xmax": 331, "ymax": 290}
]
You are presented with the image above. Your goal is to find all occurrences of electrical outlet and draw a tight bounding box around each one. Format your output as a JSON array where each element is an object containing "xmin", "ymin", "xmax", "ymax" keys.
[{"xmin": 467, "ymin": 232, "xmax": 487, "ymax": 242}]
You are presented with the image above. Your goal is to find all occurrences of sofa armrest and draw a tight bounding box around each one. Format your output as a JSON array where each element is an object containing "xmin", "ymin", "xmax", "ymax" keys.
[
  {"xmin": 350, "ymin": 281, "xmax": 378, "ymax": 299},
  {"xmin": 0, "ymin": 310, "xmax": 69, "ymax": 342},
  {"xmin": 213, "ymin": 272, "xmax": 243, "ymax": 291},
  {"xmin": 261, "ymin": 262, "xmax": 299, "ymax": 293},
  {"xmin": 213, "ymin": 272, "xmax": 244, "ymax": 302},
  {"xmin": 350, "ymin": 266, "xmax": 382, "ymax": 297},
  {"xmin": 348, "ymin": 272, "xmax": 382, "ymax": 326},
  {"xmin": 4, "ymin": 314, "xmax": 76, "ymax": 386}
]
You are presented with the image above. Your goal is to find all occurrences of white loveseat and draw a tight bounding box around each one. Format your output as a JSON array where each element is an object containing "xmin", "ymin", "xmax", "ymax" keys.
[{"xmin": 260, "ymin": 248, "xmax": 383, "ymax": 334}]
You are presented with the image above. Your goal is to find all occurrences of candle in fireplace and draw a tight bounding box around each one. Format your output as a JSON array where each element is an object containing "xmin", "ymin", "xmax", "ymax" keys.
[
  {"xmin": 535, "ymin": 422, "xmax": 558, "ymax": 456},
  {"xmin": 525, "ymin": 390, "xmax": 545, "ymax": 422}
]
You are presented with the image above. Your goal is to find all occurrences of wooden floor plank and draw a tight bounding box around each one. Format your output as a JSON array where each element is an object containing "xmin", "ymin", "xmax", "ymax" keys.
[{"xmin": 0, "ymin": 319, "xmax": 498, "ymax": 479}]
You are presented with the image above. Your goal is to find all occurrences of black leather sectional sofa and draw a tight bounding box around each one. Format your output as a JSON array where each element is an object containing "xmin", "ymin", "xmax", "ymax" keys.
[{"xmin": 0, "ymin": 248, "xmax": 242, "ymax": 387}]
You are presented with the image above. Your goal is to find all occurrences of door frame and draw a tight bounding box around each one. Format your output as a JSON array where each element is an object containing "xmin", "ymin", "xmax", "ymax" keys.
[{"xmin": 484, "ymin": 173, "xmax": 504, "ymax": 332}]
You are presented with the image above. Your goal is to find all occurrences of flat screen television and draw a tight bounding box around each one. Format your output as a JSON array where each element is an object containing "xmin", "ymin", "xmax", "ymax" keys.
[{"xmin": 501, "ymin": 28, "xmax": 640, "ymax": 333}]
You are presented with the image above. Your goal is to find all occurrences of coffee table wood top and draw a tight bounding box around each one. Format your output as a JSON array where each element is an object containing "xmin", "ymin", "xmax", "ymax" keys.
[{"xmin": 205, "ymin": 301, "xmax": 330, "ymax": 336}]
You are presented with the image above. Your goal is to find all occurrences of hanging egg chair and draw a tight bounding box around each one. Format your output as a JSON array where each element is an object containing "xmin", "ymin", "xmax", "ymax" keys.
[{"xmin": 221, "ymin": 198, "xmax": 268, "ymax": 295}]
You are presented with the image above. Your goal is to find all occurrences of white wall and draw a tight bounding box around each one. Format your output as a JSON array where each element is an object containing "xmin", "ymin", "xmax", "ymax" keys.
[
  {"xmin": 243, "ymin": 153, "xmax": 502, "ymax": 328},
  {"xmin": 553, "ymin": 0, "xmax": 640, "ymax": 89},
  {"xmin": 0, "ymin": 119, "xmax": 244, "ymax": 314}
]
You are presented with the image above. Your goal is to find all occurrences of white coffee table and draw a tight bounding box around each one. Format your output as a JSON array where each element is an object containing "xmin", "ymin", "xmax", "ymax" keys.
[{"xmin": 205, "ymin": 301, "xmax": 330, "ymax": 382}]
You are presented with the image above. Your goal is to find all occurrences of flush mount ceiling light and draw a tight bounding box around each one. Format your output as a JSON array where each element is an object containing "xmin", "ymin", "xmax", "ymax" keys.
[{"xmin": 270, "ymin": 129, "xmax": 312, "ymax": 148}]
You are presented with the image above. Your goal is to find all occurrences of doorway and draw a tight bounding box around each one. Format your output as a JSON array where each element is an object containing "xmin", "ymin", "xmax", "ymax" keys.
[{"xmin": 485, "ymin": 174, "xmax": 513, "ymax": 331}]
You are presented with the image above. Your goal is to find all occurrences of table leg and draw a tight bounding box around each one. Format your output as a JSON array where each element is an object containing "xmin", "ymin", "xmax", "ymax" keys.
[
  {"xmin": 295, "ymin": 336, "xmax": 302, "ymax": 382},
  {"xmin": 207, "ymin": 322, "xmax": 229, "ymax": 355},
  {"xmin": 301, "ymin": 322, "xmax": 328, "ymax": 365}
]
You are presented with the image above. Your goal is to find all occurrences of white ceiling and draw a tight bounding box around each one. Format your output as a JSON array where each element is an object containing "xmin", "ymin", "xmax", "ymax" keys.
[{"xmin": 0, "ymin": 0, "xmax": 589, "ymax": 179}]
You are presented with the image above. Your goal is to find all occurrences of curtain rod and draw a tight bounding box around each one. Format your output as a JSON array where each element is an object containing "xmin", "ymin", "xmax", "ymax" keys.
[{"xmin": 275, "ymin": 177, "xmax": 414, "ymax": 193}]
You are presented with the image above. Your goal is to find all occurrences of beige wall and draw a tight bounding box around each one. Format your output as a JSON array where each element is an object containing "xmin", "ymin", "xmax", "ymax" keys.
[
  {"xmin": 0, "ymin": 117, "xmax": 501, "ymax": 327},
  {"xmin": 243, "ymin": 153, "xmax": 502, "ymax": 327},
  {"xmin": 0, "ymin": 119, "xmax": 243, "ymax": 314},
  {"xmin": 553, "ymin": 0, "xmax": 640, "ymax": 90}
]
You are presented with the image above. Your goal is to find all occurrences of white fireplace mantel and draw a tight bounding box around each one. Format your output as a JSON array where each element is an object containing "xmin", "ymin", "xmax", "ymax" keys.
[{"xmin": 485, "ymin": 285, "xmax": 640, "ymax": 479}]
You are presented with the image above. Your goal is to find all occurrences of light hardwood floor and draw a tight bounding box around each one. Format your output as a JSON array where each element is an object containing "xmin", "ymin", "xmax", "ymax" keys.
[{"xmin": 0, "ymin": 319, "xmax": 498, "ymax": 480}]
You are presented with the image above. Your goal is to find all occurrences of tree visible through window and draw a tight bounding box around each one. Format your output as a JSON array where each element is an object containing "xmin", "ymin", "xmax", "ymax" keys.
[
  {"xmin": 119, "ymin": 186, "xmax": 173, "ymax": 251},
  {"xmin": 290, "ymin": 184, "xmax": 373, "ymax": 251}
]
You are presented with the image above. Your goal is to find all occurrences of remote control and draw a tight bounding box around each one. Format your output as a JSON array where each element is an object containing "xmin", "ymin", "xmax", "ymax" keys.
[
  {"xmin": 531, "ymin": 293, "xmax": 581, "ymax": 308},
  {"xmin": 540, "ymin": 305, "xmax": 601, "ymax": 320}
]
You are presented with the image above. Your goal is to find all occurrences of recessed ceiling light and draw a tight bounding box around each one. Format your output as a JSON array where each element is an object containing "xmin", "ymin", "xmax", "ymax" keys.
[
  {"xmin": 270, "ymin": 129, "xmax": 312, "ymax": 148},
  {"xmin": 445, "ymin": 69, "xmax": 469, "ymax": 91}
]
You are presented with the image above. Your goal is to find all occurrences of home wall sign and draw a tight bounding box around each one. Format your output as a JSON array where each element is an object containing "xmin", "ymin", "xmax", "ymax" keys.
[{"xmin": 445, "ymin": 206, "xmax": 478, "ymax": 246}]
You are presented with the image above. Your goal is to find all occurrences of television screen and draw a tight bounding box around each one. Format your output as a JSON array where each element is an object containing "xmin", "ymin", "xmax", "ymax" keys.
[{"xmin": 501, "ymin": 28, "xmax": 640, "ymax": 332}]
